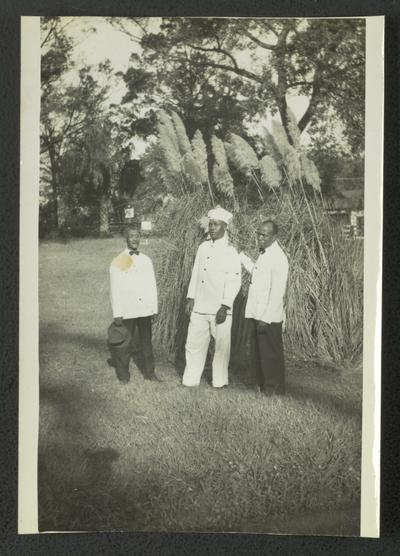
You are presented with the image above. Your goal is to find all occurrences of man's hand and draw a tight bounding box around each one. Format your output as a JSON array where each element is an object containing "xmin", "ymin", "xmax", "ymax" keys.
[
  {"xmin": 186, "ymin": 298, "xmax": 194, "ymax": 316},
  {"xmin": 114, "ymin": 317, "xmax": 124, "ymax": 326},
  {"xmin": 215, "ymin": 305, "xmax": 228, "ymax": 324}
]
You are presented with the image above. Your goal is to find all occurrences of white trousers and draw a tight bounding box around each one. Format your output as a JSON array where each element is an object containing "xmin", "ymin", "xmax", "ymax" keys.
[{"xmin": 182, "ymin": 312, "xmax": 232, "ymax": 388}]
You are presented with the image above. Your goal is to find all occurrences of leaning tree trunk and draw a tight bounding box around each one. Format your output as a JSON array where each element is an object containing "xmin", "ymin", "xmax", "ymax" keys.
[{"xmin": 99, "ymin": 194, "xmax": 111, "ymax": 237}]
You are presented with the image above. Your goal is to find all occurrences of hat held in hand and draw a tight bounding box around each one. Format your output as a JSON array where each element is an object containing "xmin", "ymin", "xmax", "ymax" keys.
[{"xmin": 107, "ymin": 322, "xmax": 131, "ymax": 347}]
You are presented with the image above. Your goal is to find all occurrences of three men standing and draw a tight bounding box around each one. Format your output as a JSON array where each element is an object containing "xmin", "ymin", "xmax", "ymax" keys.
[
  {"xmin": 182, "ymin": 208, "xmax": 241, "ymax": 388},
  {"xmin": 109, "ymin": 216, "xmax": 288, "ymax": 394},
  {"xmin": 240, "ymin": 220, "xmax": 289, "ymax": 395}
]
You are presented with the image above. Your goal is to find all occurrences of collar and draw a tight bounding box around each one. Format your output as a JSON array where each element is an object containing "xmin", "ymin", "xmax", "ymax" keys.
[
  {"xmin": 259, "ymin": 240, "xmax": 277, "ymax": 256},
  {"xmin": 210, "ymin": 235, "xmax": 229, "ymax": 246}
]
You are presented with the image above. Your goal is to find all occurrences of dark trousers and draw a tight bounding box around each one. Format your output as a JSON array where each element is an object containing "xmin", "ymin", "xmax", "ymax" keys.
[
  {"xmin": 108, "ymin": 316, "xmax": 155, "ymax": 382},
  {"xmin": 252, "ymin": 319, "xmax": 286, "ymax": 393}
]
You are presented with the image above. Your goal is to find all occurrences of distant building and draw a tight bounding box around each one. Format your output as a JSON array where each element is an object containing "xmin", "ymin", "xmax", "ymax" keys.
[{"xmin": 326, "ymin": 180, "xmax": 364, "ymax": 239}]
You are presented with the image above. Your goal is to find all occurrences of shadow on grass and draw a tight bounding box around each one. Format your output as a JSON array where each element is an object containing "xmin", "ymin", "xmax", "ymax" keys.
[
  {"xmin": 39, "ymin": 383, "xmax": 133, "ymax": 531},
  {"xmin": 38, "ymin": 380, "xmax": 361, "ymax": 534},
  {"xmin": 38, "ymin": 444, "xmax": 132, "ymax": 531},
  {"xmin": 38, "ymin": 326, "xmax": 361, "ymax": 533},
  {"xmin": 40, "ymin": 323, "xmax": 362, "ymax": 420},
  {"xmin": 285, "ymin": 380, "xmax": 362, "ymax": 420},
  {"xmin": 40, "ymin": 323, "xmax": 152, "ymax": 379},
  {"xmin": 40, "ymin": 323, "xmax": 107, "ymax": 354},
  {"xmin": 39, "ymin": 382, "xmax": 190, "ymax": 532}
]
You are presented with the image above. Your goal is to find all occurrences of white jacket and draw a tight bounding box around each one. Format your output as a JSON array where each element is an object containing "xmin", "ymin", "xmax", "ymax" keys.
[
  {"xmin": 240, "ymin": 240, "xmax": 288, "ymax": 324},
  {"xmin": 187, "ymin": 236, "xmax": 241, "ymax": 315},
  {"xmin": 110, "ymin": 249, "xmax": 158, "ymax": 319}
]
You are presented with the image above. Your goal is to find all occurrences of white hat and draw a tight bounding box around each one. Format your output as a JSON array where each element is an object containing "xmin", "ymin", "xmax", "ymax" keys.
[{"xmin": 207, "ymin": 207, "xmax": 233, "ymax": 225}]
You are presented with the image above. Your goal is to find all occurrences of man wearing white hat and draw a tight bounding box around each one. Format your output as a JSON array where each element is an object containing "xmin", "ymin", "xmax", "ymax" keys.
[{"xmin": 182, "ymin": 207, "xmax": 241, "ymax": 388}]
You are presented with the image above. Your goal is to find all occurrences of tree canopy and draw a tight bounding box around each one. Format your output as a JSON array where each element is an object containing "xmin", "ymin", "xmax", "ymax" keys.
[
  {"xmin": 115, "ymin": 17, "xmax": 365, "ymax": 156},
  {"xmin": 40, "ymin": 18, "xmax": 138, "ymax": 233},
  {"xmin": 39, "ymin": 16, "xmax": 366, "ymax": 235}
]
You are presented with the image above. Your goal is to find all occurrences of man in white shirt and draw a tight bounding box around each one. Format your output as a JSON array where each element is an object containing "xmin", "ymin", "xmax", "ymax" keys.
[
  {"xmin": 240, "ymin": 220, "xmax": 289, "ymax": 395},
  {"xmin": 109, "ymin": 224, "xmax": 160, "ymax": 383},
  {"xmin": 182, "ymin": 208, "xmax": 241, "ymax": 388}
]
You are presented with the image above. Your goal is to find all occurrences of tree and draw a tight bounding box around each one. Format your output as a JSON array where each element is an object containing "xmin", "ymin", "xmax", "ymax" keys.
[
  {"xmin": 40, "ymin": 18, "xmax": 114, "ymax": 232},
  {"xmin": 113, "ymin": 17, "xmax": 365, "ymax": 156},
  {"xmin": 111, "ymin": 21, "xmax": 255, "ymax": 144},
  {"xmin": 41, "ymin": 69, "xmax": 110, "ymax": 230},
  {"xmin": 40, "ymin": 17, "xmax": 74, "ymax": 230},
  {"xmin": 53, "ymin": 106, "xmax": 140, "ymax": 236}
]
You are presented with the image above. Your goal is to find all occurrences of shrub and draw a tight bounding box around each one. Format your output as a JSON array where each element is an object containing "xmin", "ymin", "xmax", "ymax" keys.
[{"xmin": 152, "ymin": 111, "xmax": 363, "ymax": 364}]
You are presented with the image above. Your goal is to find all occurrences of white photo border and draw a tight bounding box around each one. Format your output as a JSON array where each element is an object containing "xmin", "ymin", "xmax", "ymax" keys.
[{"xmin": 18, "ymin": 15, "xmax": 384, "ymax": 537}]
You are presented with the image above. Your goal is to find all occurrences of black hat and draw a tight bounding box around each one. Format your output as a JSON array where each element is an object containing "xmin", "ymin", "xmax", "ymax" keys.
[{"xmin": 107, "ymin": 322, "xmax": 131, "ymax": 347}]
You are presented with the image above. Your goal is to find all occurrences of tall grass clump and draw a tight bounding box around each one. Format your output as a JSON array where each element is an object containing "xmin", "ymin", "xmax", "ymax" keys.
[
  {"xmin": 154, "ymin": 110, "xmax": 216, "ymax": 204},
  {"xmin": 153, "ymin": 191, "xmax": 211, "ymax": 354},
  {"xmin": 150, "ymin": 109, "xmax": 363, "ymax": 364},
  {"xmin": 227, "ymin": 120, "xmax": 363, "ymax": 363}
]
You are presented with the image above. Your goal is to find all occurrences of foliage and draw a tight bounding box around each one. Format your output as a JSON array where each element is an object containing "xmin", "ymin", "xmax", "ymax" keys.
[
  {"xmin": 114, "ymin": 23, "xmax": 250, "ymax": 142},
  {"xmin": 308, "ymin": 152, "xmax": 364, "ymax": 197},
  {"xmin": 224, "ymin": 134, "xmax": 259, "ymax": 176},
  {"xmin": 40, "ymin": 18, "xmax": 141, "ymax": 235},
  {"xmin": 151, "ymin": 111, "xmax": 362, "ymax": 363},
  {"xmin": 211, "ymin": 135, "xmax": 235, "ymax": 202},
  {"xmin": 191, "ymin": 130, "xmax": 209, "ymax": 184},
  {"xmin": 155, "ymin": 110, "xmax": 183, "ymax": 193},
  {"xmin": 232, "ymin": 196, "xmax": 363, "ymax": 363},
  {"xmin": 40, "ymin": 16, "xmax": 112, "ymax": 231},
  {"xmin": 41, "ymin": 17, "xmax": 74, "ymax": 86},
  {"xmin": 259, "ymin": 155, "xmax": 282, "ymax": 190},
  {"xmin": 146, "ymin": 110, "xmax": 217, "ymax": 204},
  {"xmin": 113, "ymin": 17, "xmax": 365, "ymax": 156},
  {"xmin": 171, "ymin": 111, "xmax": 192, "ymax": 156}
]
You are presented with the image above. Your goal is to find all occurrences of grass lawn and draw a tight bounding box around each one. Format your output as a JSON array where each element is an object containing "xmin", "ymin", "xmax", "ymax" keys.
[{"xmin": 38, "ymin": 237, "xmax": 362, "ymax": 535}]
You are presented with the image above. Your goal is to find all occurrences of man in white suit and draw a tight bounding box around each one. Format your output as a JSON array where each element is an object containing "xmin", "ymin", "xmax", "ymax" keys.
[
  {"xmin": 240, "ymin": 220, "xmax": 289, "ymax": 395},
  {"xmin": 182, "ymin": 208, "xmax": 241, "ymax": 388},
  {"xmin": 109, "ymin": 224, "xmax": 160, "ymax": 383}
]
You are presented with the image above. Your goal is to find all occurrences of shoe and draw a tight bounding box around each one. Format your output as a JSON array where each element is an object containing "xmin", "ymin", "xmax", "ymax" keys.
[
  {"xmin": 261, "ymin": 387, "xmax": 275, "ymax": 397},
  {"xmin": 145, "ymin": 374, "xmax": 162, "ymax": 382},
  {"xmin": 262, "ymin": 385, "xmax": 286, "ymax": 396},
  {"xmin": 115, "ymin": 369, "xmax": 130, "ymax": 383},
  {"xmin": 274, "ymin": 385, "xmax": 286, "ymax": 395}
]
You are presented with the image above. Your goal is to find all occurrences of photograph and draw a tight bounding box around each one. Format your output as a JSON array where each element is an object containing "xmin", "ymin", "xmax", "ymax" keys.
[{"xmin": 20, "ymin": 15, "xmax": 382, "ymax": 536}]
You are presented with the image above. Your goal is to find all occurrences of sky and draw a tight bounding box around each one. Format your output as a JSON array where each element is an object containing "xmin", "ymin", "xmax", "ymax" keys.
[{"xmin": 67, "ymin": 17, "xmax": 146, "ymax": 71}]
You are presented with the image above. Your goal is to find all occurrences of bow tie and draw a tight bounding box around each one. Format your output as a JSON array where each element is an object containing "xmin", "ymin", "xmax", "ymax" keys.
[{"xmin": 129, "ymin": 250, "xmax": 139, "ymax": 256}]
